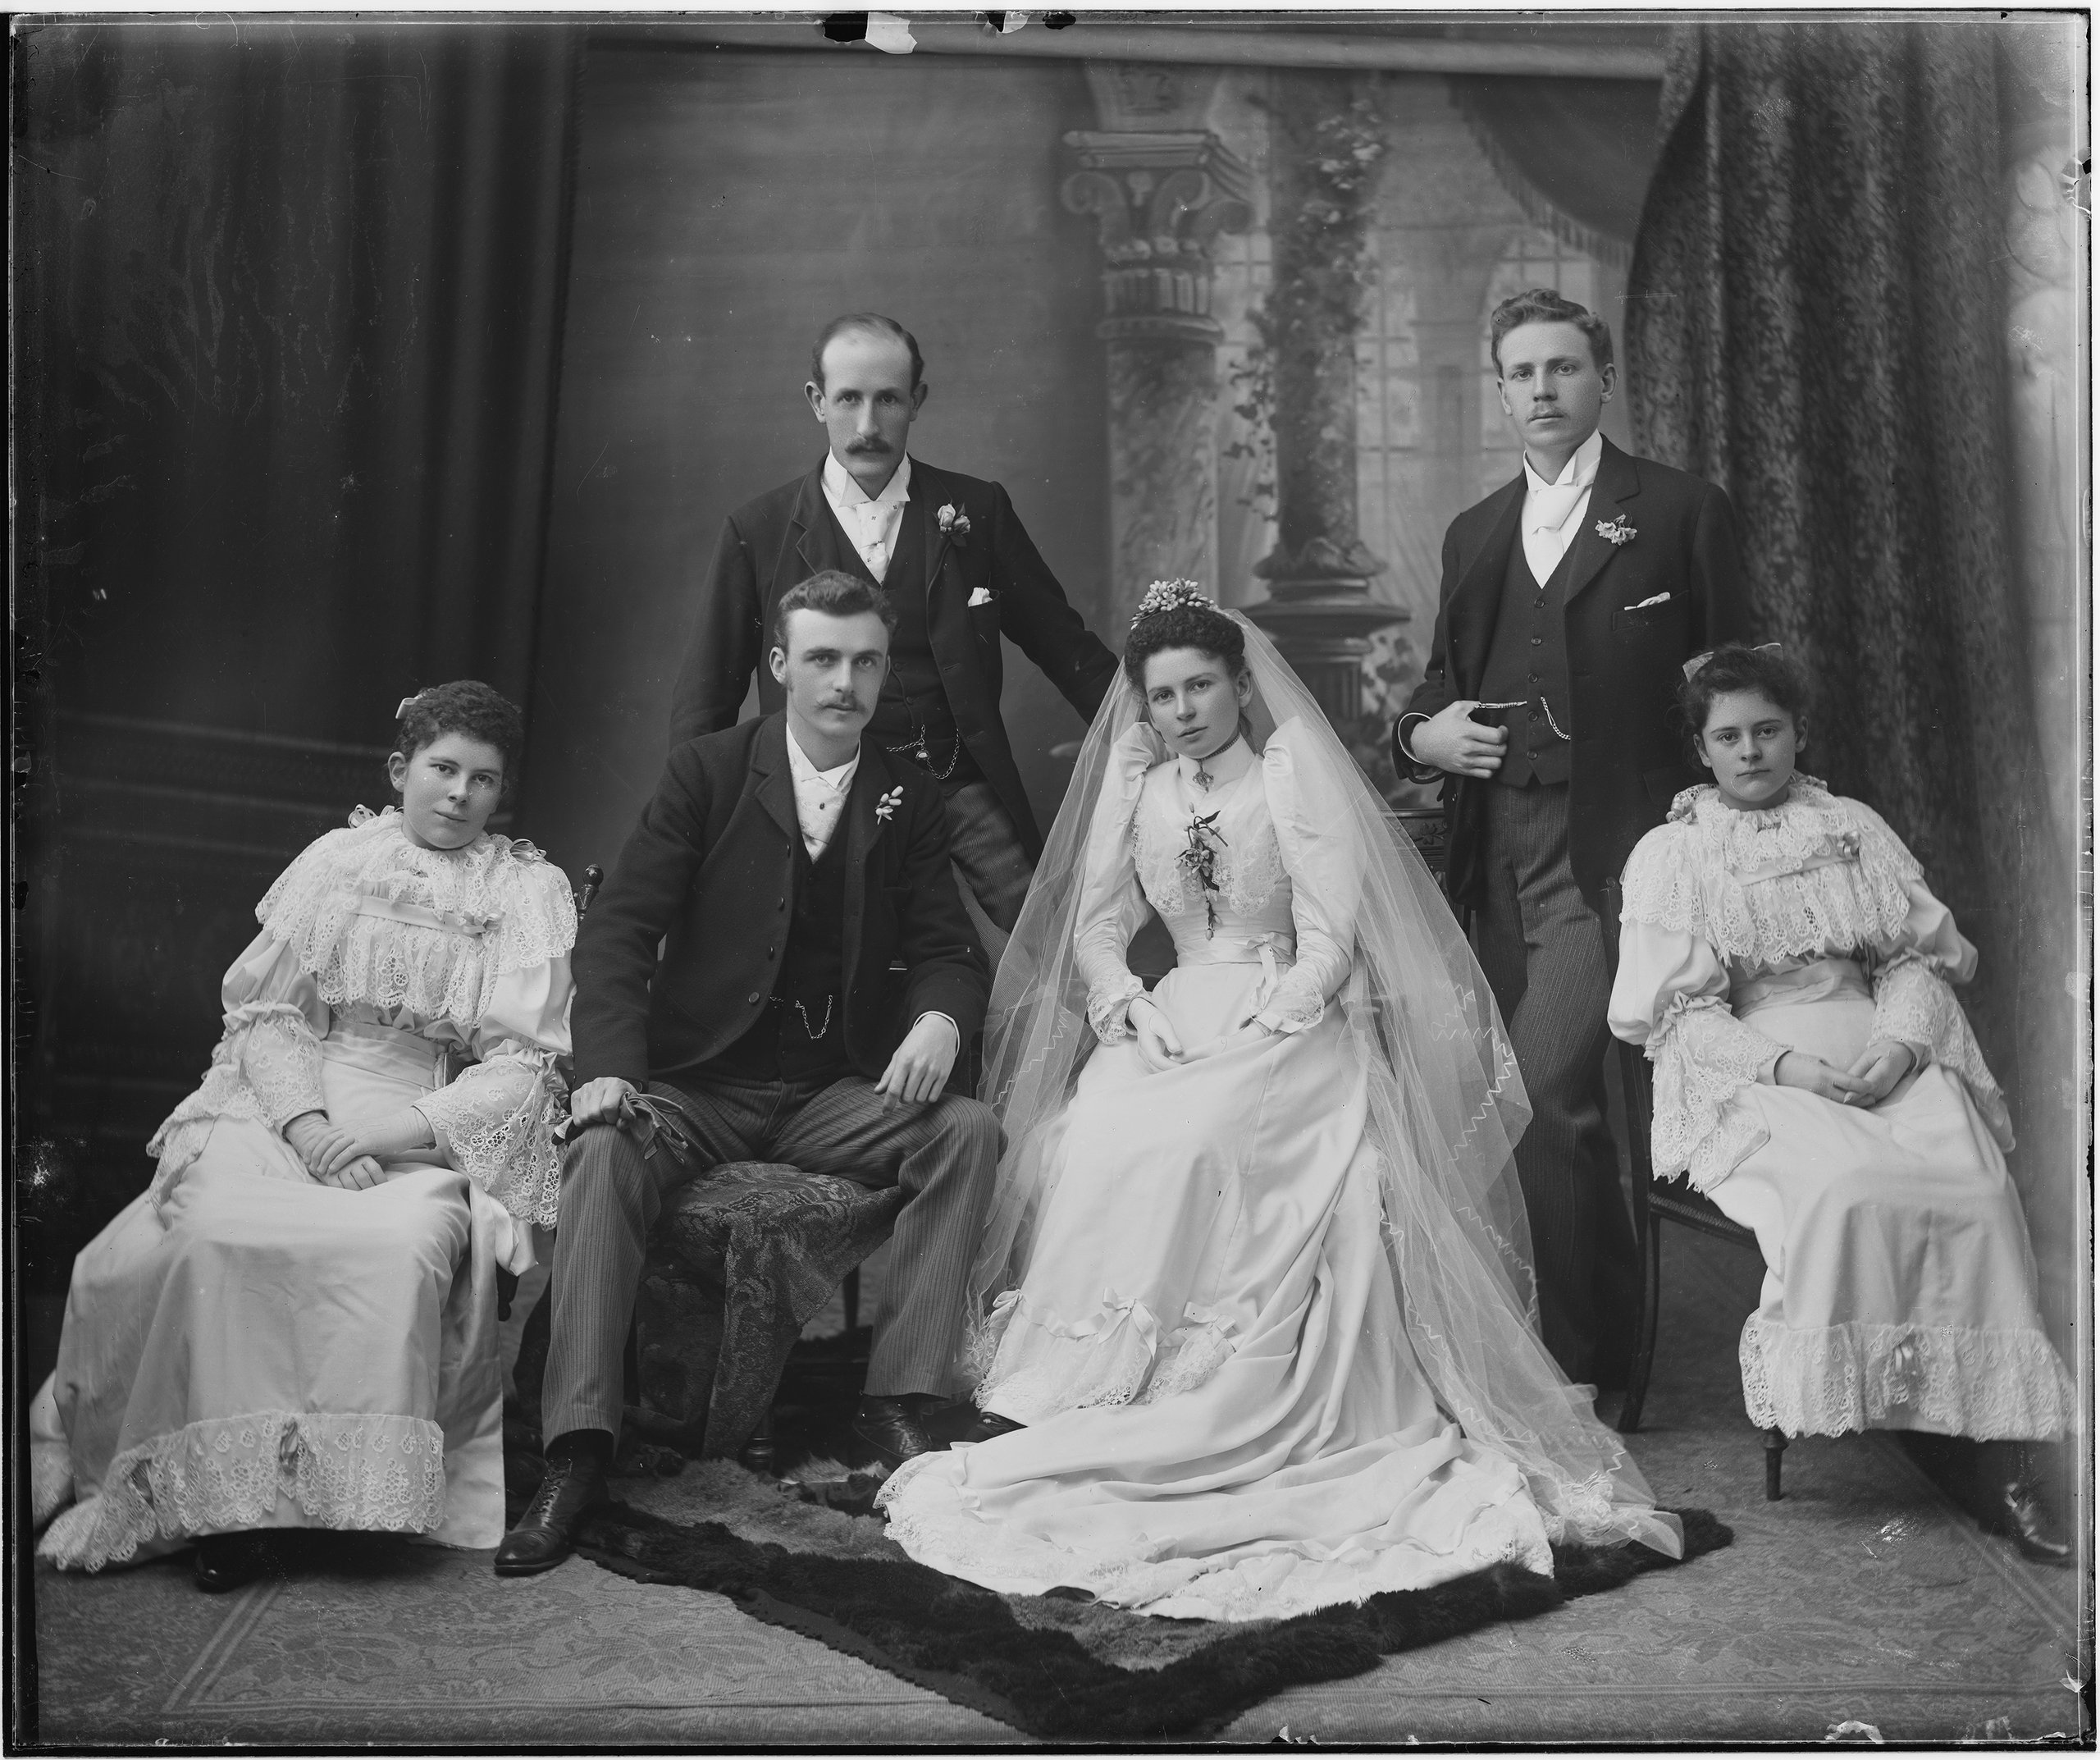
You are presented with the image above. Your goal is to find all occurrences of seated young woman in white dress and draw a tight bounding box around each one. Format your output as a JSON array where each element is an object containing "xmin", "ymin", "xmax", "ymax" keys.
[
  {"xmin": 879, "ymin": 583, "xmax": 1680, "ymax": 1622},
  {"xmin": 31, "ymin": 682, "xmax": 575, "ymax": 1591},
  {"xmin": 1608, "ymin": 642, "xmax": 2072, "ymax": 1565}
]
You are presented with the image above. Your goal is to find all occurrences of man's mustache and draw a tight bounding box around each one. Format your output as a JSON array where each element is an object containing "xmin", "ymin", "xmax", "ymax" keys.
[{"xmin": 846, "ymin": 437, "xmax": 892, "ymax": 454}]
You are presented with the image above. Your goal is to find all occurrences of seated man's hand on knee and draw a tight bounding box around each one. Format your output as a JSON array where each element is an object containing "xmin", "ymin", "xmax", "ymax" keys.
[
  {"xmin": 569, "ymin": 1077, "xmax": 639, "ymax": 1130},
  {"xmin": 876, "ymin": 1013, "xmax": 961, "ymax": 1108}
]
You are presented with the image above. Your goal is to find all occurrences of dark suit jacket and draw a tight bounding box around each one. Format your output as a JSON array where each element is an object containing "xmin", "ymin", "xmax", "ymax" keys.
[
  {"xmin": 667, "ymin": 458, "xmax": 1120, "ymax": 861},
  {"xmin": 572, "ymin": 712, "xmax": 990, "ymax": 1090},
  {"xmin": 1399, "ymin": 437, "xmax": 1747, "ymax": 908}
]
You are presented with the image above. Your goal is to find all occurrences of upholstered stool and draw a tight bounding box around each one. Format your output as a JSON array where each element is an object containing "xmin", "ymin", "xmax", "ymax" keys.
[{"xmin": 628, "ymin": 1161, "xmax": 904, "ymax": 1467}]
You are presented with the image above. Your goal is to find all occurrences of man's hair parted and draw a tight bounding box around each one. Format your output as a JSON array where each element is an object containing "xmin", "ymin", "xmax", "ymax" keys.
[
  {"xmin": 810, "ymin": 313, "xmax": 924, "ymax": 392},
  {"xmin": 772, "ymin": 569, "xmax": 898, "ymax": 653},
  {"xmin": 1489, "ymin": 286, "xmax": 1614, "ymax": 374}
]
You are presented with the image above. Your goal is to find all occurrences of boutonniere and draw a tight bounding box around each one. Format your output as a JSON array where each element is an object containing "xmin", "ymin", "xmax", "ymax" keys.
[
  {"xmin": 874, "ymin": 785, "xmax": 905, "ymax": 824},
  {"xmin": 967, "ymin": 586, "xmax": 994, "ymax": 608},
  {"xmin": 1595, "ymin": 514, "xmax": 1637, "ymax": 547},
  {"xmin": 937, "ymin": 503, "xmax": 971, "ymax": 546}
]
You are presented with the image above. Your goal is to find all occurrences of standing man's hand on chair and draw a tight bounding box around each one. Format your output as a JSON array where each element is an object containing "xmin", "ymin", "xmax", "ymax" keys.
[{"xmin": 570, "ymin": 1077, "xmax": 638, "ymax": 1128}]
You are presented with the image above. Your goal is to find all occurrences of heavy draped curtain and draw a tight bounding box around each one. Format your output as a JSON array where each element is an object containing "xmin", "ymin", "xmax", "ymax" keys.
[
  {"xmin": 1625, "ymin": 21, "xmax": 2081, "ymax": 1335},
  {"xmin": 16, "ymin": 21, "xmax": 582, "ymax": 734},
  {"xmin": 15, "ymin": 21, "xmax": 583, "ymax": 1284}
]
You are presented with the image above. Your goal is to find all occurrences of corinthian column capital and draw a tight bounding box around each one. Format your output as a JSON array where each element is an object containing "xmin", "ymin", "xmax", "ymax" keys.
[{"xmin": 1061, "ymin": 130, "xmax": 1253, "ymax": 342}]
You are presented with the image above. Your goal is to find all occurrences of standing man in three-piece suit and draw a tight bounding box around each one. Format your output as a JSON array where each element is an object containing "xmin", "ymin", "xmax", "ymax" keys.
[
  {"xmin": 1395, "ymin": 288, "xmax": 1747, "ymax": 1389},
  {"xmin": 668, "ymin": 312, "xmax": 1121, "ymax": 935},
  {"xmin": 499, "ymin": 572, "xmax": 1002, "ymax": 1576}
]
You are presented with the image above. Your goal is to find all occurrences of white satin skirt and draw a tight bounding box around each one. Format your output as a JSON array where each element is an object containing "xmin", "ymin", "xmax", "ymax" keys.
[
  {"xmin": 34, "ymin": 1021, "xmax": 527, "ymax": 1570},
  {"xmin": 1710, "ymin": 994, "xmax": 2070, "ymax": 1440},
  {"xmin": 880, "ymin": 959, "xmax": 1553, "ymax": 1622}
]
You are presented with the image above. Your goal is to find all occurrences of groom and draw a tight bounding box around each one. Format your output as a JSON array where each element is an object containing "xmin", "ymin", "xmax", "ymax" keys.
[
  {"xmin": 667, "ymin": 312, "xmax": 1120, "ymax": 933},
  {"xmin": 498, "ymin": 570, "xmax": 999, "ymax": 1575},
  {"xmin": 1394, "ymin": 288, "xmax": 1746, "ymax": 1388}
]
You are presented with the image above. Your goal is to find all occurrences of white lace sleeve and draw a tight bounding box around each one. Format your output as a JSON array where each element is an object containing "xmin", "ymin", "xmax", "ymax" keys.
[
  {"xmin": 1869, "ymin": 949, "xmax": 2013, "ymax": 1152},
  {"xmin": 1074, "ymin": 728, "xmax": 1157, "ymax": 1044},
  {"xmin": 416, "ymin": 944, "xmax": 573, "ymax": 1227},
  {"xmin": 235, "ymin": 1003, "xmax": 328, "ymax": 1127},
  {"xmin": 1254, "ymin": 725, "xmax": 1361, "ymax": 1033},
  {"xmin": 146, "ymin": 930, "xmax": 331, "ymax": 1197},
  {"xmin": 1609, "ymin": 916, "xmax": 1784, "ymax": 1191}
]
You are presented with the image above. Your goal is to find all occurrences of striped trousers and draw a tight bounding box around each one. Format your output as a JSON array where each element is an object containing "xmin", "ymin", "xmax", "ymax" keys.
[
  {"xmin": 1475, "ymin": 782, "xmax": 1640, "ymax": 1387},
  {"xmin": 539, "ymin": 1071, "xmax": 1000, "ymax": 1445}
]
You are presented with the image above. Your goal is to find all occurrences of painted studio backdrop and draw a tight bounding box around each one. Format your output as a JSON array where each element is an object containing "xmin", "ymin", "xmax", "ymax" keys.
[{"xmin": 14, "ymin": 17, "xmax": 2088, "ymax": 1369}]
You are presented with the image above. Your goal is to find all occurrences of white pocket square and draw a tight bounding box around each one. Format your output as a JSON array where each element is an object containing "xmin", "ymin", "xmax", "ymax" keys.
[
  {"xmin": 1627, "ymin": 592, "xmax": 1672, "ymax": 610},
  {"xmin": 967, "ymin": 587, "xmax": 993, "ymax": 607}
]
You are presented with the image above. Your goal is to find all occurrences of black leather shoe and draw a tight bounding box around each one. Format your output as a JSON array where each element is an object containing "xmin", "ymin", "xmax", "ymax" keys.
[
  {"xmin": 1983, "ymin": 1474, "xmax": 2072, "ymax": 1568},
  {"xmin": 495, "ymin": 1451, "xmax": 607, "ymax": 1576},
  {"xmin": 959, "ymin": 1410, "xmax": 1025, "ymax": 1447},
  {"xmin": 194, "ymin": 1531, "xmax": 269, "ymax": 1593},
  {"xmin": 849, "ymin": 1397, "xmax": 937, "ymax": 1471}
]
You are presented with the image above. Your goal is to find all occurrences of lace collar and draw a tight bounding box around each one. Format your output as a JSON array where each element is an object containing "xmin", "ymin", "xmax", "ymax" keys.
[
  {"xmin": 253, "ymin": 808, "xmax": 573, "ymax": 1026},
  {"xmin": 1625, "ymin": 778, "xmax": 1920, "ymax": 962}
]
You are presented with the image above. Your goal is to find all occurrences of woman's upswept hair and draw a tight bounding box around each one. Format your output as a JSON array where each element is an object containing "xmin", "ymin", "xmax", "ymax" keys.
[
  {"xmin": 392, "ymin": 680, "xmax": 526, "ymax": 799},
  {"xmin": 1121, "ymin": 592, "xmax": 1247, "ymax": 691},
  {"xmin": 1677, "ymin": 642, "xmax": 1810, "ymax": 763}
]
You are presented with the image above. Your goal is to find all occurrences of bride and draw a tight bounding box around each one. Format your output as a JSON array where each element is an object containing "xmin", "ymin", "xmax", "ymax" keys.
[{"xmin": 880, "ymin": 583, "xmax": 1678, "ymax": 1621}]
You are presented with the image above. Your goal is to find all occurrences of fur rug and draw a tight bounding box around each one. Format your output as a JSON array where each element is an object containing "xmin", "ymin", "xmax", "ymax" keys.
[{"xmin": 574, "ymin": 1459, "xmax": 1733, "ymax": 1739}]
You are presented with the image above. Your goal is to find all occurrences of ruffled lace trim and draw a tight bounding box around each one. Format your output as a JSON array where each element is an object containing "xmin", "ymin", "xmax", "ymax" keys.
[
  {"xmin": 37, "ymin": 1410, "xmax": 447, "ymax": 1571},
  {"xmin": 1871, "ymin": 954, "xmax": 2014, "ymax": 1150},
  {"xmin": 1621, "ymin": 779, "xmax": 1920, "ymax": 966},
  {"xmin": 1647, "ymin": 994, "xmax": 1780, "ymax": 1189},
  {"xmin": 1134, "ymin": 1304, "xmax": 1237, "ymax": 1406},
  {"xmin": 1740, "ymin": 1318, "xmax": 2074, "ymax": 1441},
  {"xmin": 254, "ymin": 810, "xmax": 575, "ymax": 1027},
  {"xmin": 970, "ymin": 1289, "xmax": 1160, "ymax": 1422},
  {"xmin": 1084, "ymin": 972, "xmax": 1146, "ymax": 1045},
  {"xmin": 418, "ymin": 1047, "xmax": 570, "ymax": 1228},
  {"xmin": 145, "ymin": 1003, "xmax": 318, "ymax": 1201}
]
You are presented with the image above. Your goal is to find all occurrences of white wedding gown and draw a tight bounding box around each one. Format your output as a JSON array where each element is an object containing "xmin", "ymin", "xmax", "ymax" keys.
[{"xmin": 881, "ymin": 725, "xmax": 1555, "ymax": 1621}]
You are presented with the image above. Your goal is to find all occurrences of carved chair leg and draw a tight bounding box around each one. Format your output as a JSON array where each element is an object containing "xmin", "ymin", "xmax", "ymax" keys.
[
  {"xmin": 842, "ymin": 1266, "xmax": 861, "ymax": 1336},
  {"xmin": 740, "ymin": 1407, "xmax": 777, "ymax": 1477},
  {"xmin": 1764, "ymin": 1426, "xmax": 1787, "ymax": 1501}
]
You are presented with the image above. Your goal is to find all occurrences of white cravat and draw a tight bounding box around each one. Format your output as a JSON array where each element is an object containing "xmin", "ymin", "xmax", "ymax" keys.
[
  {"xmin": 785, "ymin": 726, "xmax": 858, "ymax": 861},
  {"xmin": 821, "ymin": 452, "xmax": 912, "ymax": 583},
  {"xmin": 1520, "ymin": 430, "xmax": 1603, "ymax": 585}
]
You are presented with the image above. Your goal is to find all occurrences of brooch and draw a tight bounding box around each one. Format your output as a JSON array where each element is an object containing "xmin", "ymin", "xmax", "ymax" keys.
[
  {"xmin": 1595, "ymin": 515, "xmax": 1637, "ymax": 547},
  {"xmin": 874, "ymin": 785, "xmax": 905, "ymax": 824}
]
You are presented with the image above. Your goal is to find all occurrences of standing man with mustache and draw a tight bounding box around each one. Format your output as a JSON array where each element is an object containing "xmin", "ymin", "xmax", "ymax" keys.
[
  {"xmin": 1393, "ymin": 288, "xmax": 1747, "ymax": 1392},
  {"xmin": 669, "ymin": 313, "xmax": 1121, "ymax": 938}
]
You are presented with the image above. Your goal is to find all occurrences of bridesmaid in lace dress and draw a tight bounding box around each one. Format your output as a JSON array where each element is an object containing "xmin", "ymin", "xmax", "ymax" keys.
[
  {"xmin": 1609, "ymin": 642, "xmax": 2072, "ymax": 1564},
  {"xmin": 32, "ymin": 683, "xmax": 575, "ymax": 1590}
]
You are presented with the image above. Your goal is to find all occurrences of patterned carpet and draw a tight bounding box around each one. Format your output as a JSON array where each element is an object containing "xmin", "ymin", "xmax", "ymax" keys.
[{"xmin": 25, "ymin": 1229, "xmax": 2088, "ymax": 1746}]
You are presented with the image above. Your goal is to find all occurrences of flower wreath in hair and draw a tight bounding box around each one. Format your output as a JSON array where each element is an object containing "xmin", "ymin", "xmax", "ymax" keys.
[{"xmin": 1130, "ymin": 578, "xmax": 1214, "ymax": 627}]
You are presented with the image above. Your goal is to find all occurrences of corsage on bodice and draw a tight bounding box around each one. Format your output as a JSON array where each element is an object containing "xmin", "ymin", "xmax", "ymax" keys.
[
  {"xmin": 1130, "ymin": 761, "xmax": 1292, "ymax": 962},
  {"xmin": 1075, "ymin": 720, "xmax": 1351, "ymax": 1044}
]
